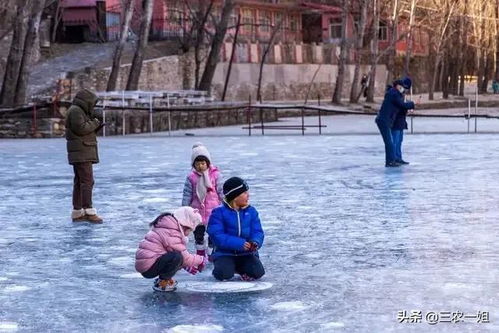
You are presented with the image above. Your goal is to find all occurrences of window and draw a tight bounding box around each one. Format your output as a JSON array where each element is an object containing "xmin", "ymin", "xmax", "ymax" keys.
[
  {"xmin": 242, "ymin": 8, "xmax": 255, "ymax": 35},
  {"xmin": 167, "ymin": 2, "xmax": 183, "ymax": 26},
  {"xmin": 274, "ymin": 12, "xmax": 285, "ymax": 31},
  {"xmin": 289, "ymin": 15, "xmax": 298, "ymax": 32},
  {"xmin": 378, "ymin": 21, "xmax": 388, "ymax": 41},
  {"xmin": 329, "ymin": 16, "xmax": 342, "ymax": 39},
  {"xmin": 259, "ymin": 11, "xmax": 272, "ymax": 33}
]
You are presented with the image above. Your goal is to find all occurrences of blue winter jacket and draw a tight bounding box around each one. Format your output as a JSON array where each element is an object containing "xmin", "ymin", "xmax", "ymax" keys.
[
  {"xmin": 375, "ymin": 87, "xmax": 414, "ymax": 127},
  {"xmin": 207, "ymin": 202, "xmax": 264, "ymax": 259}
]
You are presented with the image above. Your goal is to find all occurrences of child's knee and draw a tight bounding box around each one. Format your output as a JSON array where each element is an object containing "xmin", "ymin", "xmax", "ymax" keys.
[
  {"xmin": 171, "ymin": 251, "xmax": 183, "ymax": 268},
  {"xmin": 212, "ymin": 267, "xmax": 234, "ymax": 281}
]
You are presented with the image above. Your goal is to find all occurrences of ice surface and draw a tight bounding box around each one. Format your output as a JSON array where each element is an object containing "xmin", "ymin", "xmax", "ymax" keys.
[
  {"xmin": 180, "ymin": 281, "xmax": 272, "ymax": 293},
  {"xmin": 0, "ymin": 322, "xmax": 18, "ymax": 331},
  {"xmin": 166, "ymin": 324, "xmax": 224, "ymax": 333},
  {"xmin": 1, "ymin": 131, "xmax": 499, "ymax": 332}
]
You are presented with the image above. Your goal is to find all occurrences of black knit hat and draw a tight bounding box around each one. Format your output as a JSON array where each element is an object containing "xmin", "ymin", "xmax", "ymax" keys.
[{"xmin": 223, "ymin": 177, "xmax": 249, "ymax": 202}]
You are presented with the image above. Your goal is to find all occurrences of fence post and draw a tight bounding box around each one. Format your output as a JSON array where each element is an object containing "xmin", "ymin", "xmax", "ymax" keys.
[
  {"xmin": 149, "ymin": 94, "xmax": 153, "ymax": 135},
  {"xmin": 102, "ymin": 96, "xmax": 106, "ymax": 137},
  {"xmin": 474, "ymin": 86, "xmax": 478, "ymax": 133},
  {"xmin": 260, "ymin": 107, "xmax": 264, "ymax": 135},
  {"xmin": 467, "ymin": 98, "xmax": 470, "ymax": 133},
  {"xmin": 248, "ymin": 94, "xmax": 252, "ymax": 136},
  {"xmin": 410, "ymin": 115, "xmax": 413, "ymax": 134},
  {"xmin": 32, "ymin": 103, "xmax": 37, "ymax": 135},
  {"xmin": 318, "ymin": 108, "xmax": 322, "ymax": 135},
  {"xmin": 122, "ymin": 90, "xmax": 125, "ymax": 136},
  {"xmin": 301, "ymin": 106, "xmax": 305, "ymax": 136},
  {"xmin": 167, "ymin": 93, "xmax": 171, "ymax": 136}
]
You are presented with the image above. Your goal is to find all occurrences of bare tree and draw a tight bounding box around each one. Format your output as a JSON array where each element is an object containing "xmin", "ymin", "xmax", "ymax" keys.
[
  {"xmin": 495, "ymin": 0, "xmax": 499, "ymax": 81},
  {"xmin": 349, "ymin": 0, "xmax": 368, "ymax": 103},
  {"xmin": 404, "ymin": 0, "xmax": 417, "ymax": 75},
  {"xmin": 332, "ymin": 0, "xmax": 350, "ymax": 104},
  {"xmin": 256, "ymin": 20, "xmax": 283, "ymax": 103},
  {"xmin": 14, "ymin": 0, "xmax": 47, "ymax": 106},
  {"xmin": 385, "ymin": 0, "xmax": 401, "ymax": 85},
  {"xmin": 0, "ymin": 1, "xmax": 30, "ymax": 107},
  {"xmin": 126, "ymin": 0, "xmax": 154, "ymax": 91},
  {"xmin": 198, "ymin": 0, "xmax": 234, "ymax": 93},
  {"xmin": 222, "ymin": 14, "xmax": 241, "ymax": 101},
  {"xmin": 366, "ymin": 0, "xmax": 379, "ymax": 103},
  {"xmin": 427, "ymin": 0, "xmax": 457, "ymax": 100},
  {"xmin": 107, "ymin": 0, "xmax": 135, "ymax": 91}
]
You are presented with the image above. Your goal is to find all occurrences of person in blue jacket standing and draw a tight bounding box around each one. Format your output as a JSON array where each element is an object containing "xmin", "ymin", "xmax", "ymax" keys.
[
  {"xmin": 391, "ymin": 78, "xmax": 413, "ymax": 164},
  {"xmin": 375, "ymin": 77, "xmax": 415, "ymax": 167},
  {"xmin": 207, "ymin": 177, "xmax": 265, "ymax": 281}
]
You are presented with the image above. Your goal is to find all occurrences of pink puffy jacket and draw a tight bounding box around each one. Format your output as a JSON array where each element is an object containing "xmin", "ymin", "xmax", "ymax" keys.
[
  {"xmin": 135, "ymin": 215, "xmax": 204, "ymax": 273},
  {"xmin": 182, "ymin": 166, "xmax": 222, "ymax": 224}
]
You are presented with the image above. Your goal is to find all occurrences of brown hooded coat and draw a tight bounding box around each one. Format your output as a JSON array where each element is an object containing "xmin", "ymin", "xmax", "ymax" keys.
[{"xmin": 65, "ymin": 89, "xmax": 100, "ymax": 164}]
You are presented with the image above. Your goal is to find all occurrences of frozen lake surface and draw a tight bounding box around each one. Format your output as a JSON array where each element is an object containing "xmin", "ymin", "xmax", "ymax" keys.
[{"xmin": 1, "ymin": 132, "xmax": 498, "ymax": 332}]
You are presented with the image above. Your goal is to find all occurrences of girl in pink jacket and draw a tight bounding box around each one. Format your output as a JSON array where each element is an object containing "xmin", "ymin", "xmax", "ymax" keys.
[
  {"xmin": 135, "ymin": 207, "xmax": 207, "ymax": 292},
  {"xmin": 182, "ymin": 143, "xmax": 223, "ymax": 258}
]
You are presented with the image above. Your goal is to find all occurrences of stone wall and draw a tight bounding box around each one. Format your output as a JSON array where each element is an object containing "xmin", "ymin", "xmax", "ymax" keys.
[
  {"xmin": 211, "ymin": 63, "xmax": 389, "ymax": 102},
  {"xmin": 100, "ymin": 106, "xmax": 276, "ymax": 135},
  {"xmin": 0, "ymin": 117, "xmax": 65, "ymax": 138},
  {"xmin": 66, "ymin": 53, "xmax": 388, "ymax": 102}
]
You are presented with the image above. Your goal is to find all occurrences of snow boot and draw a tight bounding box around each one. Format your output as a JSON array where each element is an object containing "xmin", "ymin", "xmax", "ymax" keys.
[
  {"xmin": 71, "ymin": 209, "xmax": 86, "ymax": 222},
  {"xmin": 240, "ymin": 274, "xmax": 256, "ymax": 282},
  {"xmin": 84, "ymin": 208, "xmax": 103, "ymax": 224},
  {"xmin": 152, "ymin": 278, "xmax": 177, "ymax": 292},
  {"xmin": 207, "ymin": 246, "xmax": 214, "ymax": 262}
]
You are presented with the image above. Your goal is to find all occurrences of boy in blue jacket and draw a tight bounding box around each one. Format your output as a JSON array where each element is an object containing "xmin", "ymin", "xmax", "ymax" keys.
[{"xmin": 207, "ymin": 177, "xmax": 265, "ymax": 281}]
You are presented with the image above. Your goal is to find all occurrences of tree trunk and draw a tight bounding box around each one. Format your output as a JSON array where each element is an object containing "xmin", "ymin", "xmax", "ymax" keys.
[
  {"xmin": 107, "ymin": 0, "xmax": 134, "ymax": 91},
  {"xmin": 366, "ymin": 0, "xmax": 379, "ymax": 103},
  {"xmin": 442, "ymin": 56, "xmax": 449, "ymax": 99},
  {"xmin": 222, "ymin": 14, "xmax": 241, "ymax": 101},
  {"xmin": 257, "ymin": 19, "xmax": 283, "ymax": 102},
  {"xmin": 194, "ymin": 1, "xmax": 213, "ymax": 89},
  {"xmin": 430, "ymin": 54, "xmax": 441, "ymax": 100},
  {"xmin": 51, "ymin": 0, "xmax": 62, "ymax": 42},
  {"xmin": 0, "ymin": 2, "xmax": 30, "ymax": 107},
  {"xmin": 459, "ymin": 0, "xmax": 468, "ymax": 96},
  {"xmin": 481, "ymin": 51, "xmax": 492, "ymax": 93},
  {"xmin": 349, "ymin": 0, "xmax": 367, "ymax": 103},
  {"xmin": 198, "ymin": 0, "xmax": 234, "ymax": 93},
  {"xmin": 496, "ymin": 0, "xmax": 499, "ymax": 80},
  {"xmin": 126, "ymin": 0, "xmax": 154, "ymax": 91},
  {"xmin": 332, "ymin": 0, "xmax": 350, "ymax": 104},
  {"xmin": 404, "ymin": 0, "xmax": 416, "ymax": 76},
  {"xmin": 14, "ymin": 0, "xmax": 46, "ymax": 106},
  {"xmin": 386, "ymin": 0, "xmax": 399, "ymax": 85}
]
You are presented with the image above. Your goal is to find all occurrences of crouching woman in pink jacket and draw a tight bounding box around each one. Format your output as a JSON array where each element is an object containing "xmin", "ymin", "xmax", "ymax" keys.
[{"xmin": 135, "ymin": 207, "xmax": 207, "ymax": 292}]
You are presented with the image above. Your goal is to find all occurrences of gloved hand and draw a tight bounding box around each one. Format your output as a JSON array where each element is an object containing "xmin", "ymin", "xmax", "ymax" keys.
[
  {"xmin": 249, "ymin": 241, "xmax": 259, "ymax": 251},
  {"xmin": 184, "ymin": 266, "xmax": 199, "ymax": 275},
  {"xmin": 197, "ymin": 255, "xmax": 208, "ymax": 272}
]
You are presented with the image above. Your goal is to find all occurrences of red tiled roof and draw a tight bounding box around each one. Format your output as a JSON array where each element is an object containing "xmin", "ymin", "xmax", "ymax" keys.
[{"xmin": 62, "ymin": 7, "xmax": 97, "ymax": 23}]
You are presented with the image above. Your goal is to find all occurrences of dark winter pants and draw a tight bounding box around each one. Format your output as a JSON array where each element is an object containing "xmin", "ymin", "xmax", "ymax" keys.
[
  {"xmin": 375, "ymin": 119, "xmax": 396, "ymax": 164},
  {"xmin": 212, "ymin": 255, "xmax": 265, "ymax": 281},
  {"xmin": 391, "ymin": 129, "xmax": 404, "ymax": 161},
  {"xmin": 141, "ymin": 251, "xmax": 183, "ymax": 280},
  {"xmin": 72, "ymin": 162, "xmax": 94, "ymax": 210}
]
